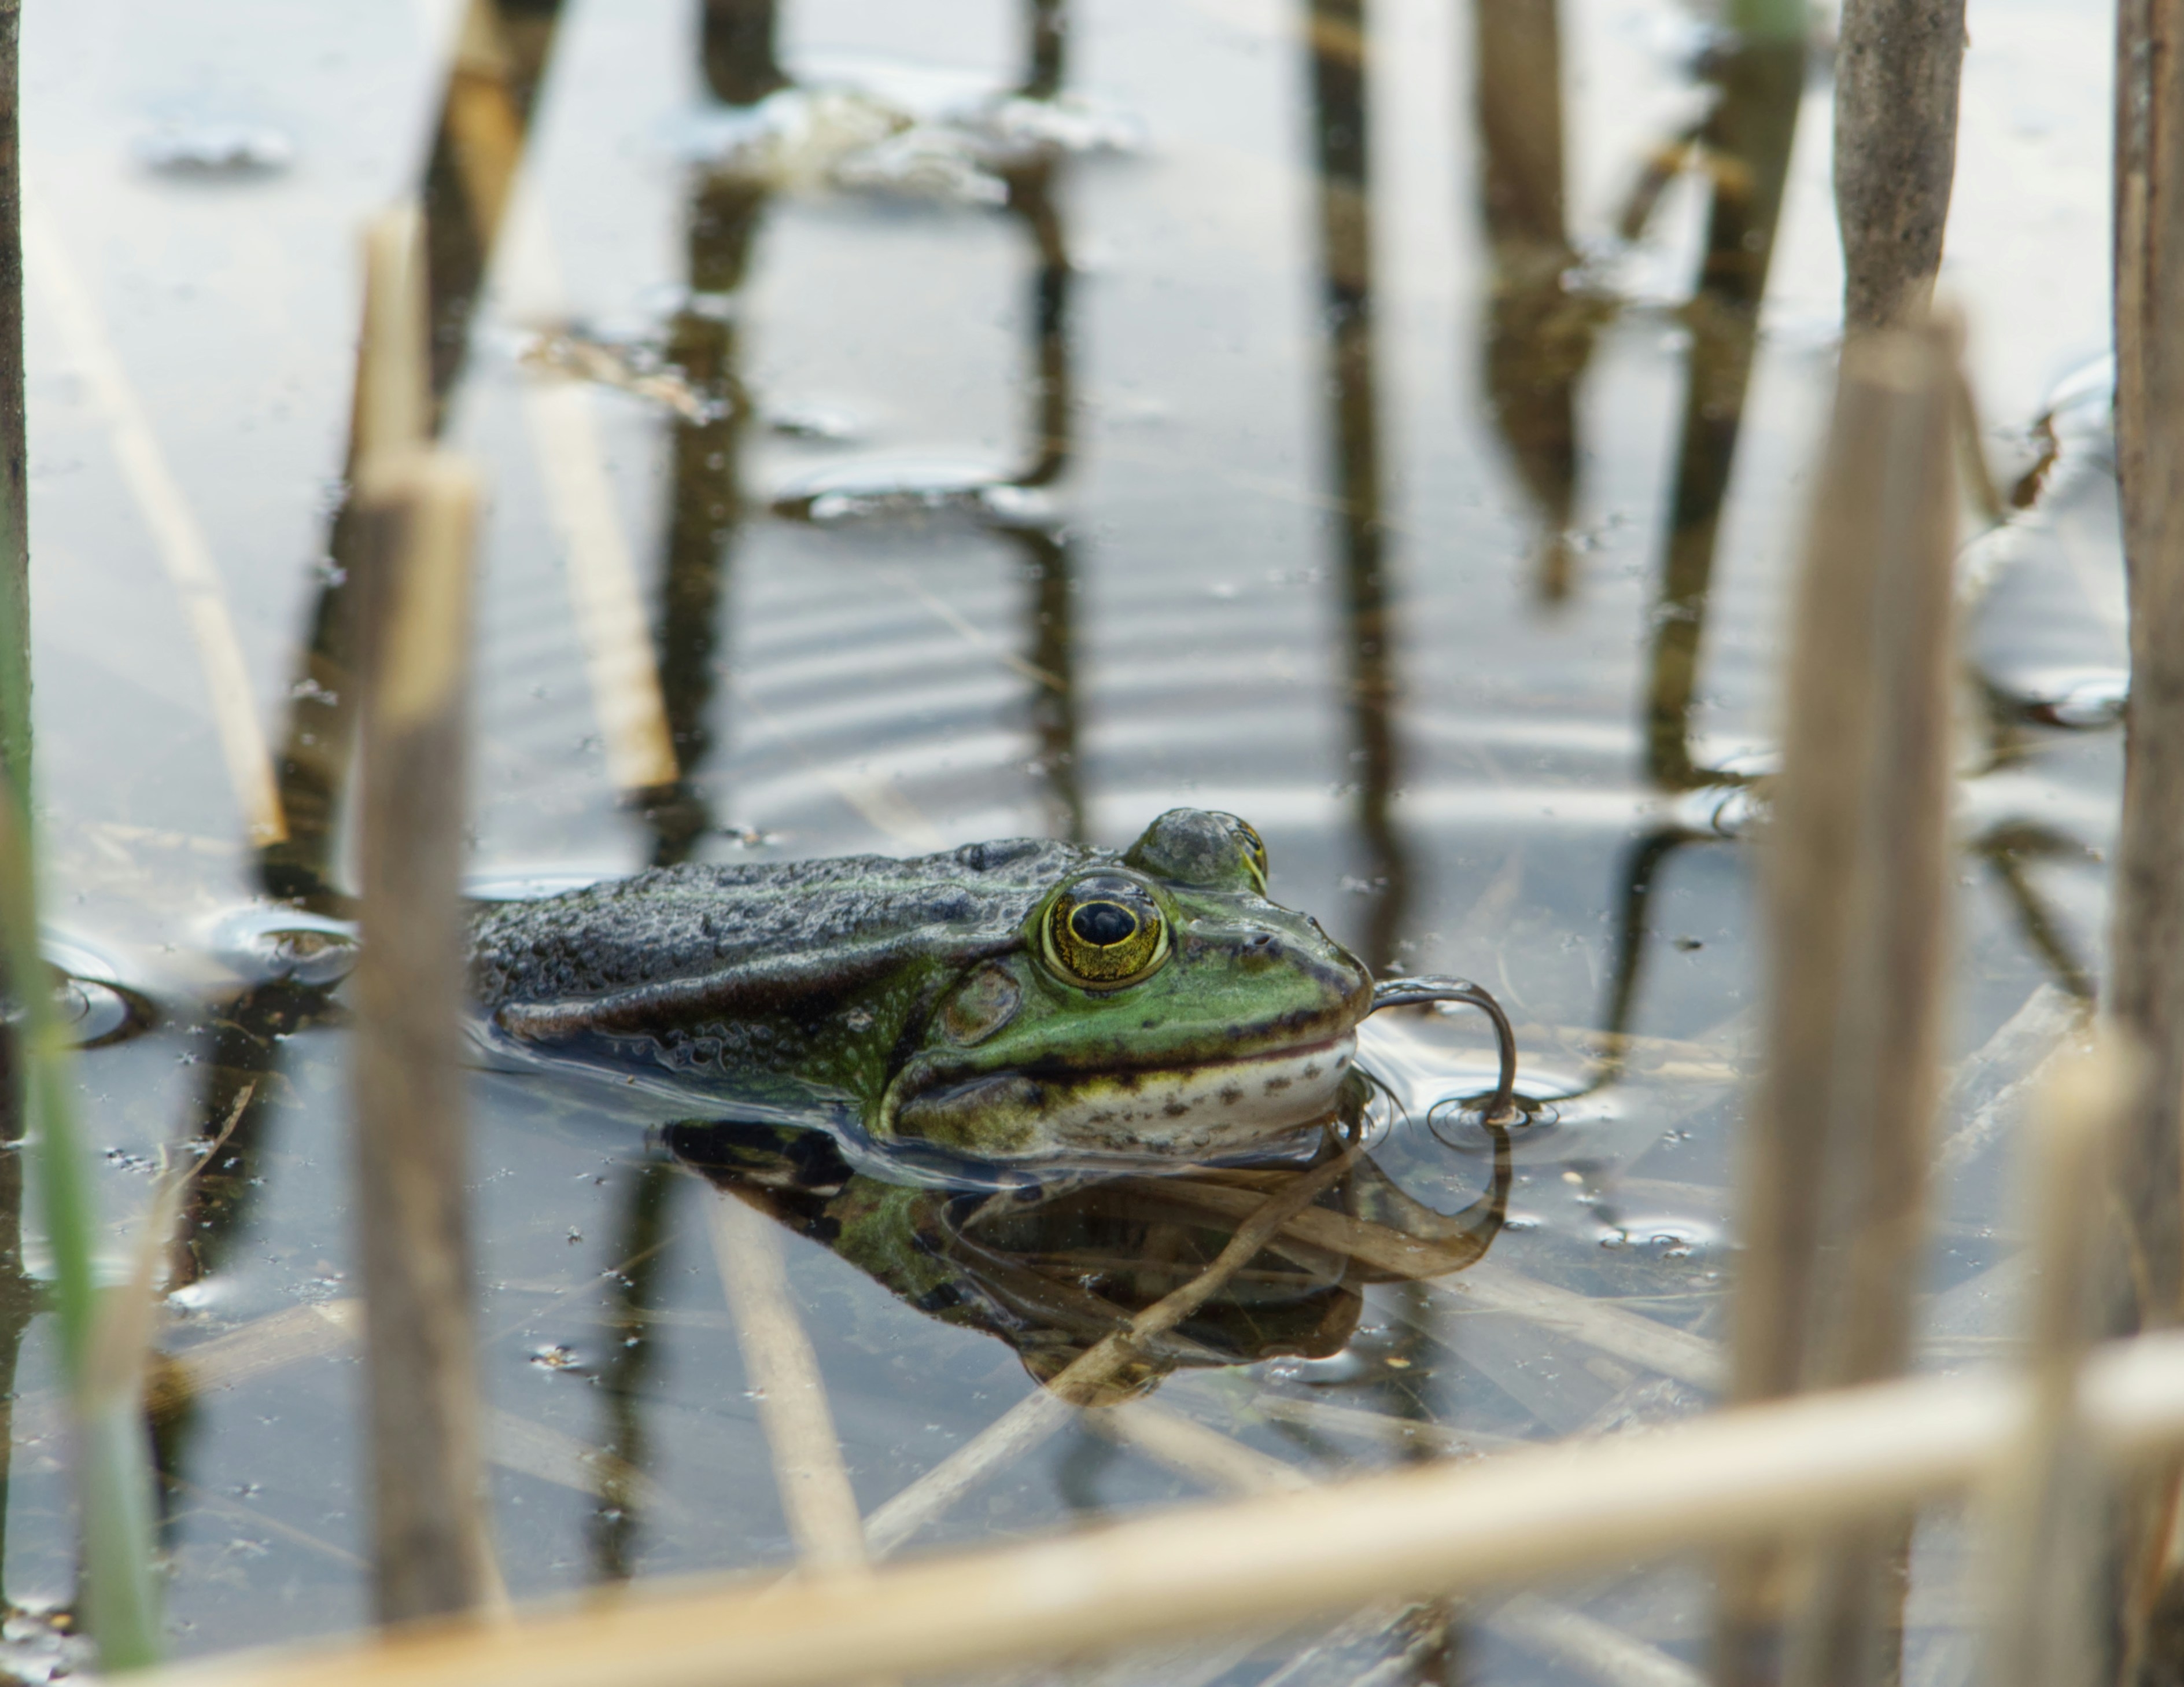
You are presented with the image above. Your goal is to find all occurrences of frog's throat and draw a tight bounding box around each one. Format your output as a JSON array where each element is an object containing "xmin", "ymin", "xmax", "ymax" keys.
[{"xmin": 879, "ymin": 1034, "xmax": 1357, "ymax": 1160}]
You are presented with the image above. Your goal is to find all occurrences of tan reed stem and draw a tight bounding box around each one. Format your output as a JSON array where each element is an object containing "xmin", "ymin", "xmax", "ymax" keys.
[
  {"xmin": 1833, "ymin": 0, "xmax": 1967, "ymax": 330},
  {"xmin": 1983, "ymin": 1040, "xmax": 2139, "ymax": 1687},
  {"xmin": 1720, "ymin": 319, "xmax": 1960, "ymax": 1686},
  {"xmin": 349, "ymin": 207, "xmax": 492, "ymax": 1623},
  {"xmin": 2108, "ymin": 0, "xmax": 2184, "ymax": 1668}
]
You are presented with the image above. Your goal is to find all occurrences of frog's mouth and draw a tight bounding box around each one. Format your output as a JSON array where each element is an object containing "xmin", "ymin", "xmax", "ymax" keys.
[{"xmin": 879, "ymin": 1034, "xmax": 1357, "ymax": 1161}]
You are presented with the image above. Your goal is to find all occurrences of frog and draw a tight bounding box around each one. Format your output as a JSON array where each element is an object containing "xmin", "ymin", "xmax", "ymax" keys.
[{"xmin": 468, "ymin": 808, "xmax": 1375, "ymax": 1163}]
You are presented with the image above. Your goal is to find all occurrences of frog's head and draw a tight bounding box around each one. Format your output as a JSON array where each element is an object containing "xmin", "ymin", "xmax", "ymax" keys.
[{"xmin": 878, "ymin": 809, "xmax": 1373, "ymax": 1161}]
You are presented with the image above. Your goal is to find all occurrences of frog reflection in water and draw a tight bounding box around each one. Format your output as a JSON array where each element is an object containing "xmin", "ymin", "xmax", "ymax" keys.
[
  {"xmin": 471, "ymin": 809, "xmax": 1379, "ymax": 1162},
  {"xmin": 667, "ymin": 1098, "xmax": 1513, "ymax": 1404}
]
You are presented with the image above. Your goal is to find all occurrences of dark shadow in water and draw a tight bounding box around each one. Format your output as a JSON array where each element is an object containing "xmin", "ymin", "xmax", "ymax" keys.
[
  {"xmin": 752, "ymin": 1, "xmax": 1086, "ymax": 845},
  {"xmin": 639, "ymin": 168, "xmax": 771, "ymax": 867},
  {"xmin": 587, "ymin": 1158, "xmax": 680, "ymax": 1582},
  {"xmin": 998, "ymin": 79, "xmax": 1084, "ymax": 844},
  {"xmin": 1306, "ymin": 0, "xmax": 1408, "ymax": 978},
  {"xmin": 168, "ymin": 980, "xmax": 351, "ymax": 1292},
  {"xmin": 667, "ymin": 1113, "xmax": 1510, "ymax": 1405},
  {"xmin": 1972, "ymin": 821, "xmax": 2098, "ymax": 1006},
  {"xmin": 153, "ymin": 963, "xmax": 352, "ymax": 1532},
  {"xmin": 1639, "ymin": 34, "xmax": 1803, "ymax": 796},
  {"xmin": 1961, "ymin": 669, "xmax": 2101, "ymax": 1006},
  {"xmin": 1470, "ymin": 0, "xmax": 1603, "ymax": 607},
  {"xmin": 260, "ymin": 0, "xmax": 570, "ymax": 913},
  {"xmin": 1589, "ymin": 28, "xmax": 1803, "ymax": 1069},
  {"xmin": 701, "ymin": 0, "xmax": 789, "ymax": 106}
]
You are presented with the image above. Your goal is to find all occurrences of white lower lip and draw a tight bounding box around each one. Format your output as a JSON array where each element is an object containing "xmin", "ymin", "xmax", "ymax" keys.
[{"xmin": 1027, "ymin": 1035, "xmax": 1356, "ymax": 1156}]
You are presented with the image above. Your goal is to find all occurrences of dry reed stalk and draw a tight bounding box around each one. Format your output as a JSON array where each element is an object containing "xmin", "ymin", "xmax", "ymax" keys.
[
  {"xmin": 17, "ymin": 190, "xmax": 285, "ymax": 846},
  {"xmin": 1932, "ymin": 982, "xmax": 2087, "ymax": 1176},
  {"xmin": 349, "ymin": 208, "xmax": 491, "ymax": 1623},
  {"xmin": 1101, "ymin": 1397, "xmax": 1702, "ymax": 1686},
  {"xmin": 113, "ymin": 1327, "xmax": 2184, "ymax": 1687},
  {"xmin": 1720, "ymin": 320, "xmax": 1960, "ymax": 1685},
  {"xmin": 1981, "ymin": 1041, "xmax": 2139, "ymax": 1687},
  {"xmin": 2109, "ymin": 0, "xmax": 2184, "ymax": 1668},
  {"xmin": 862, "ymin": 1388, "xmax": 1071, "ymax": 1559},
  {"xmin": 1833, "ymin": 0, "xmax": 1967, "ymax": 329},
  {"xmin": 706, "ymin": 1189, "xmax": 869, "ymax": 1572}
]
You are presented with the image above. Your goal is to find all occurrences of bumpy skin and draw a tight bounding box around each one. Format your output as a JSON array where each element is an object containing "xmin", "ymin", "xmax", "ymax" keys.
[{"xmin": 469, "ymin": 809, "xmax": 1373, "ymax": 1162}]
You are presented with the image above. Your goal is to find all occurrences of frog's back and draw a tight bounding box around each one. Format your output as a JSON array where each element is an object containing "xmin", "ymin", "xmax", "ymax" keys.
[{"xmin": 471, "ymin": 835, "xmax": 1097, "ymax": 1012}]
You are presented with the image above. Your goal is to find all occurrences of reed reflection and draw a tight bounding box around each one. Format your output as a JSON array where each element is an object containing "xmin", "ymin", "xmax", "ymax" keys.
[
  {"xmin": 261, "ymin": 0, "xmax": 569, "ymax": 912},
  {"xmin": 667, "ymin": 1114, "xmax": 1510, "ymax": 1404},
  {"xmin": 998, "ymin": 34, "xmax": 1084, "ymax": 844},
  {"xmin": 1592, "ymin": 19, "xmax": 1803, "ymax": 1072},
  {"xmin": 1306, "ymin": 0, "xmax": 1408, "ymax": 978},
  {"xmin": 754, "ymin": 0, "xmax": 1086, "ymax": 844},
  {"xmin": 640, "ymin": 172, "xmax": 769, "ymax": 867},
  {"xmin": 1471, "ymin": 0, "xmax": 1600, "ymax": 606},
  {"xmin": 588, "ymin": 1158, "xmax": 678, "ymax": 1582}
]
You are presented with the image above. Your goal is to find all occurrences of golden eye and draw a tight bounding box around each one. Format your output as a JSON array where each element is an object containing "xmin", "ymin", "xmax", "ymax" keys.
[
  {"xmin": 1042, "ymin": 873, "xmax": 1170, "ymax": 989},
  {"xmin": 1234, "ymin": 822, "xmax": 1270, "ymax": 893}
]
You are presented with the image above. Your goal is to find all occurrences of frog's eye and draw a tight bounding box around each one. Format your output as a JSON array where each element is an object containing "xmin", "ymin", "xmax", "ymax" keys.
[
  {"xmin": 1042, "ymin": 873, "xmax": 1170, "ymax": 989},
  {"xmin": 1234, "ymin": 821, "xmax": 1270, "ymax": 894}
]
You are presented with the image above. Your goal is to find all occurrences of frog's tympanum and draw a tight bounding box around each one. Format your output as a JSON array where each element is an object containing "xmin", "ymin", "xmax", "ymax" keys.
[
  {"xmin": 666, "ymin": 1110, "xmax": 1512, "ymax": 1402},
  {"xmin": 470, "ymin": 809, "xmax": 1373, "ymax": 1162}
]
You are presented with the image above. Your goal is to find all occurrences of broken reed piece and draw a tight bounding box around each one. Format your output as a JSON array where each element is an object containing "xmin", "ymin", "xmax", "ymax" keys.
[
  {"xmin": 349, "ymin": 202, "xmax": 492, "ymax": 1626},
  {"xmin": 1718, "ymin": 318, "xmax": 1961, "ymax": 1687},
  {"xmin": 2106, "ymin": 0, "xmax": 2184, "ymax": 1667},
  {"xmin": 1832, "ymin": 0, "xmax": 1968, "ymax": 330},
  {"xmin": 1982, "ymin": 1037, "xmax": 2137, "ymax": 1687},
  {"xmin": 352, "ymin": 447, "xmax": 492, "ymax": 1624}
]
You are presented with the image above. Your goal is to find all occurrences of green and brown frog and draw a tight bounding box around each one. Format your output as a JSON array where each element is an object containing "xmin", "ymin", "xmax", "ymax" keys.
[{"xmin": 470, "ymin": 808, "xmax": 1382, "ymax": 1163}]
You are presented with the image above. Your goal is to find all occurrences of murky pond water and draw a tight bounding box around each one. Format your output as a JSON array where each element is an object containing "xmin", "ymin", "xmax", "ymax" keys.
[{"xmin": 4, "ymin": 0, "xmax": 2123, "ymax": 1679}]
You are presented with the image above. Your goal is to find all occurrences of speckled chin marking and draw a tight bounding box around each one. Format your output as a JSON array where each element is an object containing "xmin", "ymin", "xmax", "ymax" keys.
[{"xmin": 883, "ymin": 1034, "xmax": 1357, "ymax": 1159}]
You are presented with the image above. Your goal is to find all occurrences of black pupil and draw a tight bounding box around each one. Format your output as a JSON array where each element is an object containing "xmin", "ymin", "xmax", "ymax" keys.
[{"xmin": 1070, "ymin": 901, "xmax": 1138, "ymax": 948}]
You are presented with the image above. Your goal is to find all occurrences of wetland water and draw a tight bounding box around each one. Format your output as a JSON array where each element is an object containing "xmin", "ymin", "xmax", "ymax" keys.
[{"xmin": 6, "ymin": 0, "xmax": 2121, "ymax": 1679}]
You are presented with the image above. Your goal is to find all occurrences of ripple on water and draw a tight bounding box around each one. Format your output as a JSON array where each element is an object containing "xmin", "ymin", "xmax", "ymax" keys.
[
  {"xmin": 204, "ymin": 908, "xmax": 360, "ymax": 990},
  {"xmin": 38, "ymin": 938, "xmax": 158, "ymax": 1049},
  {"xmin": 1358, "ymin": 1014, "xmax": 1618, "ymax": 1162}
]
